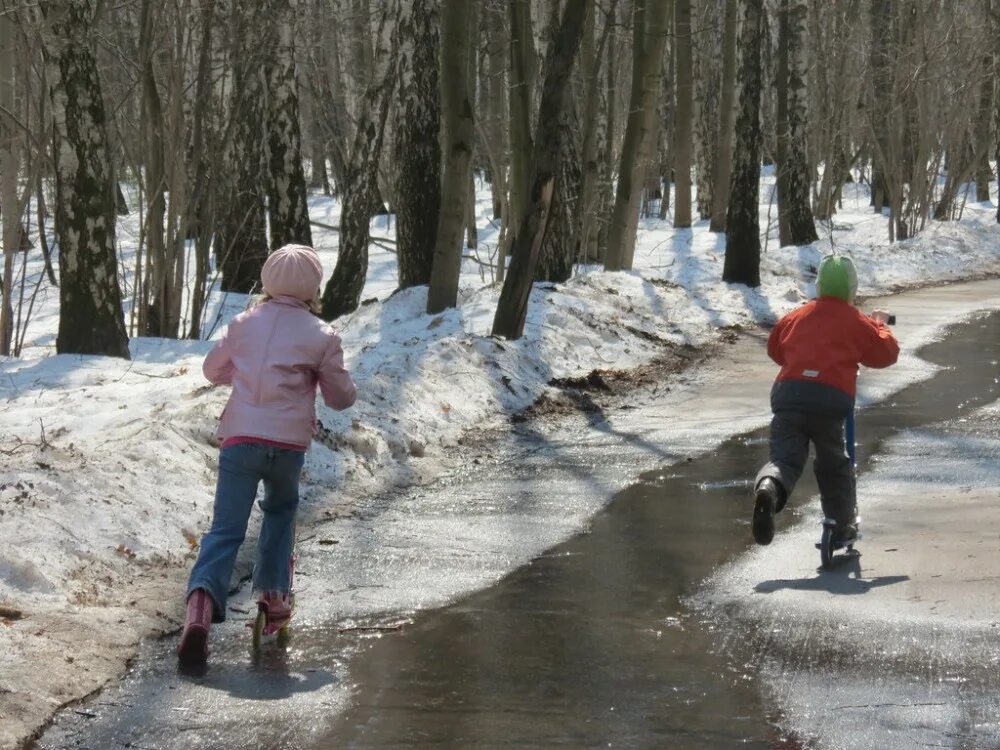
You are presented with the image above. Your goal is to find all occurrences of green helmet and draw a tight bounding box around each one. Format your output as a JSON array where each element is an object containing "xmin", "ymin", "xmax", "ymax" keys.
[{"xmin": 816, "ymin": 254, "xmax": 857, "ymax": 303}]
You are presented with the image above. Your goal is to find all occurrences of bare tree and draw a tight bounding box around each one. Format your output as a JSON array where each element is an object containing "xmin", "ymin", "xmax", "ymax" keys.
[
  {"xmin": 537, "ymin": 0, "xmax": 582, "ymax": 283},
  {"xmin": 774, "ymin": 0, "xmax": 817, "ymax": 245},
  {"xmin": 722, "ymin": 0, "xmax": 765, "ymax": 288},
  {"xmin": 976, "ymin": 0, "xmax": 993, "ymax": 202},
  {"xmin": 427, "ymin": 0, "xmax": 480, "ymax": 313},
  {"xmin": 672, "ymin": 0, "xmax": 693, "ymax": 228},
  {"xmin": 187, "ymin": 0, "xmax": 218, "ymax": 339},
  {"xmin": 693, "ymin": 0, "xmax": 722, "ymax": 221},
  {"xmin": 263, "ymin": 0, "xmax": 312, "ymax": 249},
  {"xmin": 0, "ymin": 3, "xmax": 17, "ymax": 354},
  {"xmin": 38, "ymin": 0, "xmax": 130, "ymax": 357},
  {"xmin": 505, "ymin": 0, "xmax": 536, "ymax": 264},
  {"xmin": 217, "ymin": 1, "xmax": 269, "ymax": 293},
  {"xmin": 394, "ymin": 0, "xmax": 441, "ymax": 289},
  {"xmin": 604, "ymin": 0, "xmax": 670, "ymax": 271},
  {"xmin": 710, "ymin": 0, "xmax": 738, "ymax": 232},
  {"xmin": 492, "ymin": 0, "xmax": 589, "ymax": 339},
  {"xmin": 321, "ymin": 1, "xmax": 396, "ymax": 320}
]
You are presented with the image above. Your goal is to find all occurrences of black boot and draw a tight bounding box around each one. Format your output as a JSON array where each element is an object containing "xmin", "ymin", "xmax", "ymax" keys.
[{"xmin": 752, "ymin": 478, "xmax": 782, "ymax": 545}]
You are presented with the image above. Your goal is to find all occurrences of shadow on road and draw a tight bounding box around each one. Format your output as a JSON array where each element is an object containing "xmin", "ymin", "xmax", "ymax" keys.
[
  {"xmin": 178, "ymin": 647, "xmax": 338, "ymax": 701},
  {"xmin": 753, "ymin": 553, "xmax": 910, "ymax": 595}
]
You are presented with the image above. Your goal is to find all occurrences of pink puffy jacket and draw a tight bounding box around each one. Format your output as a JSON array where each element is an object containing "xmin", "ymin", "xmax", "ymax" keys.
[{"xmin": 203, "ymin": 296, "xmax": 356, "ymax": 446}]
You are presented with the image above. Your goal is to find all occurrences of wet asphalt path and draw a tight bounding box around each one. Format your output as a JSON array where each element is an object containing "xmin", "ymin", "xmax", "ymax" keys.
[
  {"xmin": 325, "ymin": 311, "xmax": 1000, "ymax": 748},
  {"xmin": 36, "ymin": 285, "xmax": 1000, "ymax": 749}
]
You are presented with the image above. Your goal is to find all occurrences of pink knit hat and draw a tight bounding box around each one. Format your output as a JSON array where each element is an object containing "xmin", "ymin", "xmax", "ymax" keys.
[{"xmin": 261, "ymin": 244, "xmax": 323, "ymax": 301}]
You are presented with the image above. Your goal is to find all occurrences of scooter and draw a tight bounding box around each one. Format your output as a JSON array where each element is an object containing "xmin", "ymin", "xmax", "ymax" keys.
[
  {"xmin": 815, "ymin": 409, "xmax": 861, "ymax": 569},
  {"xmin": 815, "ymin": 313, "xmax": 894, "ymax": 569}
]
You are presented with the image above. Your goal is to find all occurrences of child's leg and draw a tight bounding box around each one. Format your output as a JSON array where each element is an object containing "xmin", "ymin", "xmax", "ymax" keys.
[
  {"xmin": 254, "ymin": 448, "xmax": 305, "ymax": 594},
  {"xmin": 811, "ymin": 415, "xmax": 855, "ymax": 527},
  {"xmin": 186, "ymin": 445, "xmax": 264, "ymax": 622},
  {"xmin": 755, "ymin": 410, "xmax": 810, "ymax": 507}
]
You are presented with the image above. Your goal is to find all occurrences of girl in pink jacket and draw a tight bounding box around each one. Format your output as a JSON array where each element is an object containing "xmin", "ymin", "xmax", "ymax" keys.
[{"xmin": 178, "ymin": 244, "xmax": 356, "ymax": 666}]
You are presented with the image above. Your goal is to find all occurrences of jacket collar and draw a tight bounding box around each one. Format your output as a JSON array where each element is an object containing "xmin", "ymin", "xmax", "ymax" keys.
[{"xmin": 269, "ymin": 295, "xmax": 309, "ymax": 309}]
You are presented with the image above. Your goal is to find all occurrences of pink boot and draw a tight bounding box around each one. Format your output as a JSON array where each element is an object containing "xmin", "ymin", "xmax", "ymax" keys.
[{"xmin": 177, "ymin": 589, "xmax": 213, "ymax": 666}]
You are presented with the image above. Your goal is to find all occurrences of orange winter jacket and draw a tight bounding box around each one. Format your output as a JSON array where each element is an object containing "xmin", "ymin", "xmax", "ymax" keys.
[{"xmin": 767, "ymin": 297, "xmax": 899, "ymax": 399}]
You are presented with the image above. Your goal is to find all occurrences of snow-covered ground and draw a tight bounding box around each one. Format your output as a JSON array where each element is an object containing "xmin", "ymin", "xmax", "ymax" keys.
[{"xmin": 2, "ymin": 176, "xmax": 1000, "ymax": 747}]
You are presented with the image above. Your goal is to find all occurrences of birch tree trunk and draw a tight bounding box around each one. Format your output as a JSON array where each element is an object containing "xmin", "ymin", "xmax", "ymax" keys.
[
  {"xmin": 492, "ymin": 0, "xmax": 589, "ymax": 339},
  {"xmin": 604, "ymin": 0, "xmax": 670, "ymax": 271},
  {"xmin": 722, "ymin": 0, "xmax": 765, "ymax": 287},
  {"xmin": 394, "ymin": 0, "xmax": 441, "ymax": 289},
  {"xmin": 263, "ymin": 0, "xmax": 313, "ymax": 250},
  {"xmin": 427, "ymin": 0, "xmax": 480, "ymax": 314},
  {"xmin": 321, "ymin": 3, "xmax": 396, "ymax": 320},
  {"xmin": 597, "ymin": 2, "xmax": 619, "ymax": 261},
  {"xmin": 777, "ymin": 0, "xmax": 820, "ymax": 245},
  {"xmin": 217, "ymin": 2, "xmax": 268, "ymax": 293},
  {"xmin": 537, "ymin": 0, "xmax": 581, "ymax": 282},
  {"xmin": 672, "ymin": 0, "xmax": 693, "ymax": 228},
  {"xmin": 40, "ymin": 0, "xmax": 130, "ymax": 358},
  {"xmin": 710, "ymin": 0, "xmax": 738, "ymax": 232},
  {"xmin": 775, "ymin": 0, "xmax": 817, "ymax": 245}
]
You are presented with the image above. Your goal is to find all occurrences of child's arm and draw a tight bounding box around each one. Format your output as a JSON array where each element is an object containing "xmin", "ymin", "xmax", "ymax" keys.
[
  {"xmin": 203, "ymin": 334, "xmax": 235, "ymax": 385},
  {"xmin": 859, "ymin": 315, "xmax": 899, "ymax": 369},
  {"xmin": 766, "ymin": 317, "xmax": 787, "ymax": 365},
  {"xmin": 318, "ymin": 332, "xmax": 357, "ymax": 410}
]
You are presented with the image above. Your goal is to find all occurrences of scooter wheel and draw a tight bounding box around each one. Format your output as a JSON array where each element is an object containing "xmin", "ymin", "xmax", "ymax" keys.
[
  {"xmin": 251, "ymin": 608, "xmax": 266, "ymax": 653},
  {"xmin": 820, "ymin": 525, "xmax": 835, "ymax": 570}
]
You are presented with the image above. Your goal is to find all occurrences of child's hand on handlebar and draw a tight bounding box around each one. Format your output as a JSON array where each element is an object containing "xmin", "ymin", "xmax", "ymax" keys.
[{"xmin": 870, "ymin": 309, "xmax": 892, "ymax": 325}]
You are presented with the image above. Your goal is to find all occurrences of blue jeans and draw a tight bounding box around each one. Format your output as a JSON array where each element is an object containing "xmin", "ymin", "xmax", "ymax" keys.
[{"xmin": 187, "ymin": 443, "xmax": 305, "ymax": 622}]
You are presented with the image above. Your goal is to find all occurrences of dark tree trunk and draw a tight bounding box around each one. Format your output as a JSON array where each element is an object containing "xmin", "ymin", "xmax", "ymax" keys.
[
  {"xmin": 41, "ymin": 0, "xmax": 130, "ymax": 358},
  {"xmin": 426, "ymin": 0, "xmax": 480, "ymax": 313},
  {"xmin": 263, "ymin": 0, "xmax": 313, "ymax": 250},
  {"xmin": 596, "ymin": 1, "xmax": 619, "ymax": 262},
  {"xmin": 394, "ymin": 0, "xmax": 441, "ymax": 289},
  {"xmin": 506, "ymin": 0, "xmax": 536, "ymax": 249},
  {"xmin": 722, "ymin": 0, "xmax": 765, "ymax": 288},
  {"xmin": 216, "ymin": 3, "xmax": 269, "ymax": 294},
  {"xmin": 492, "ymin": 0, "xmax": 589, "ymax": 339},
  {"xmin": 870, "ymin": 0, "xmax": 892, "ymax": 213},
  {"xmin": 775, "ymin": 0, "xmax": 818, "ymax": 245}
]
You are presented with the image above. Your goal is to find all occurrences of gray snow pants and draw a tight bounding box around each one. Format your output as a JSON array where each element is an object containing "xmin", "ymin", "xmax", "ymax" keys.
[{"xmin": 754, "ymin": 410, "xmax": 856, "ymax": 527}]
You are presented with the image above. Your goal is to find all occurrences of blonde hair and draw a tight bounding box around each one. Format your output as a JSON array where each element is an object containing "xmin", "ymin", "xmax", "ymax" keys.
[{"xmin": 252, "ymin": 292, "xmax": 323, "ymax": 315}]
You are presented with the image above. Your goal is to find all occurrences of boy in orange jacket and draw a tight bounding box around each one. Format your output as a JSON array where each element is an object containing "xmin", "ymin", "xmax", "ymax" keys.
[{"xmin": 752, "ymin": 255, "xmax": 899, "ymax": 546}]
